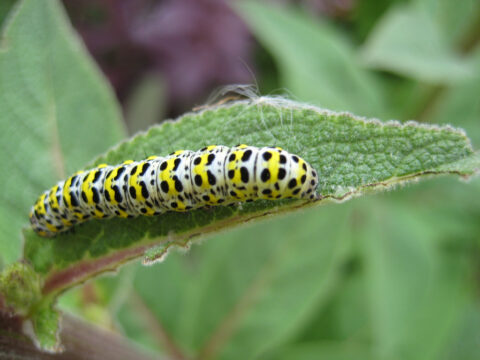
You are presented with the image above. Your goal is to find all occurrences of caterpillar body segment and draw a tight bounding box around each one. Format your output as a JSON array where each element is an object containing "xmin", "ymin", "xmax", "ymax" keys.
[{"xmin": 30, "ymin": 145, "xmax": 319, "ymax": 237}]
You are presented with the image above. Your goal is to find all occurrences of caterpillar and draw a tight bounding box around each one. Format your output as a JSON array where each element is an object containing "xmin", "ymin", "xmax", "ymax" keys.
[{"xmin": 30, "ymin": 145, "xmax": 319, "ymax": 237}]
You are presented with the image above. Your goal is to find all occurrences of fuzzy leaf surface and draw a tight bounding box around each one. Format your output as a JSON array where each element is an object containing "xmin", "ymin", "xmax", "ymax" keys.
[{"xmin": 21, "ymin": 98, "xmax": 479, "ymax": 296}]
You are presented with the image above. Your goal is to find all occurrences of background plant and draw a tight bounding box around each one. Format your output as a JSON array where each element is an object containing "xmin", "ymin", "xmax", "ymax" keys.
[{"xmin": 1, "ymin": 1, "xmax": 480, "ymax": 359}]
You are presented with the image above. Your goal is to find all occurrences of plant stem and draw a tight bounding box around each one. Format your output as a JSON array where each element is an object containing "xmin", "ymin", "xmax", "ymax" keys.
[{"xmin": 0, "ymin": 312, "xmax": 162, "ymax": 360}]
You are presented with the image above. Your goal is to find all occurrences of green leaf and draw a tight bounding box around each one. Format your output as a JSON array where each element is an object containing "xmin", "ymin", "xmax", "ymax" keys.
[
  {"xmin": 21, "ymin": 98, "xmax": 479, "ymax": 296},
  {"xmin": 361, "ymin": 4, "xmax": 474, "ymax": 84},
  {"xmin": 267, "ymin": 342, "xmax": 373, "ymax": 360},
  {"xmin": 0, "ymin": 0, "xmax": 16, "ymax": 27},
  {"xmin": 413, "ymin": 0, "xmax": 480, "ymax": 46},
  {"xmin": 351, "ymin": 0, "xmax": 401, "ymax": 41},
  {"xmin": 298, "ymin": 262, "xmax": 371, "ymax": 343},
  {"xmin": 0, "ymin": 0, "xmax": 126, "ymax": 266},
  {"xmin": 121, "ymin": 206, "xmax": 352, "ymax": 360},
  {"xmin": 442, "ymin": 302, "xmax": 480, "ymax": 360},
  {"xmin": 116, "ymin": 180, "xmax": 480, "ymax": 359},
  {"xmin": 426, "ymin": 47, "xmax": 480, "ymax": 147},
  {"xmin": 30, "ymin": 302, "xmax": 61, "ymax": 352},
  {"xmin": 359, "ymin": 197, "xmax": 473, "ymax": 360},
  {"xmin": 234, "ymin": 1, "xmax": 387, "ymax": 118}
]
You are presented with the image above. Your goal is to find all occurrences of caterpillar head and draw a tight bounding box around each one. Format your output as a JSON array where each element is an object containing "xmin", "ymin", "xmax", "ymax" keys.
[{"xmin": 286, "ymin": 153, "xmax": 318, "ymax": 200}]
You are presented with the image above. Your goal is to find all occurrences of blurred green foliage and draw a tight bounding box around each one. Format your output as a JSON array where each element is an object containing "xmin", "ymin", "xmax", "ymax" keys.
[
  {"xmin": 108, "ymin": 2, "xmax": 479, "ymax": 359},
  {"xmin": 2, "ymin": 0, "xmax": 480, "ymax": 359},
  {"xmin": 0, "ymin": 0, "xmax": 125, "ymax": 265}
]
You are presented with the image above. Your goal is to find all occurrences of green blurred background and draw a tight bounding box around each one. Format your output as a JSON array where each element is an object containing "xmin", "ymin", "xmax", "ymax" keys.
[{"xmin": 4, "ymin": 0, "xmax": 480, "ymax": 359}]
